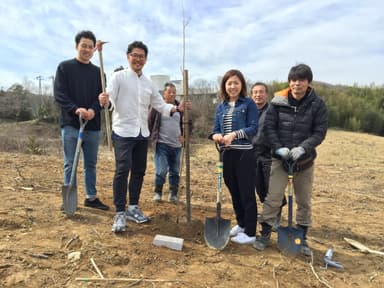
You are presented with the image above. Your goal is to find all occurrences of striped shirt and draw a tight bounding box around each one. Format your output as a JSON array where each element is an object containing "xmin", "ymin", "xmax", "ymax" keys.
[{"xmin": 223, "ymin": 101, "xmax": 253, "ymax": 150}]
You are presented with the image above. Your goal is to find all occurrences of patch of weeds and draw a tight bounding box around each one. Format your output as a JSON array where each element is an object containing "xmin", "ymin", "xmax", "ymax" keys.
[{"xmin": 26, "ymin": 136, "xmax": 45, "ymax": 155}]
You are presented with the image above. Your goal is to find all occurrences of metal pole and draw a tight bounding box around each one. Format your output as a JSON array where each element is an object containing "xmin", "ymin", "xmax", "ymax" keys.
[{"xmin": 183, "ymin": 69, "xmax": 191, "ymax": 223}]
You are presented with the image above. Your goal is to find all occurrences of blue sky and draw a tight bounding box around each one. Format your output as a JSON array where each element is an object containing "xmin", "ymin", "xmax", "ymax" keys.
[{"xmin": 0, "ymin": 0, "xmax": 383, "ymax": 92}]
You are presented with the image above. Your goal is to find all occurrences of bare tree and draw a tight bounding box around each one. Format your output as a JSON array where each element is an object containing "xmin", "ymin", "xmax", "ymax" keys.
[{"xmin": 191, "ymin": 79, "xmax": 216, "ymax": 94}]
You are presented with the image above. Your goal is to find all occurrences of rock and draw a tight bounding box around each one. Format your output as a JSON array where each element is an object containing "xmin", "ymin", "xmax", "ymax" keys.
[{"xmin": 68, "ymin": 251, "xmax": 81, "ymax": 262}]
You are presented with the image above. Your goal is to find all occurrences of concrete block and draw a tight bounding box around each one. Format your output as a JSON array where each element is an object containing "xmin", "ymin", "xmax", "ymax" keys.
[{"xmin": 153, "ymin": 234, "xmax": 184, "ymax": 251}]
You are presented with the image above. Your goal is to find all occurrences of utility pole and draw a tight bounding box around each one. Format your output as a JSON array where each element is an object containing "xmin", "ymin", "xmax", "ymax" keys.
[
  {"xmin": 35, "ymin": 75, "xmax": 43, "ymax": 96},
  {"xmin": 48, "ymin": 76, "xmax": 54, "ymax": 96}
]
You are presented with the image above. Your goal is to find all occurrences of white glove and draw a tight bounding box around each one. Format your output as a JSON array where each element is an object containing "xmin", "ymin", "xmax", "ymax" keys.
[
  {"xmin": 276, "ymin": 147, "xmax": 290, "ymax": 160},
  {"xmin": 290, "ymin": 146, "xmax": 305, "ymax": 161}
]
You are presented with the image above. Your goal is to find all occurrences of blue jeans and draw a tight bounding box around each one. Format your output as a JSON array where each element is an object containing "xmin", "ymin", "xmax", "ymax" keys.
[
  {"xmin": 61, "ymin": 125, "xmax": 100, "ymax": 198},
  {"xmin": 112, "ymin": 133, "xmax": 148, "ymax": 212},
  {"xmin": 154, "ymin": 142, "xmax": 181, "ymax": 187}
]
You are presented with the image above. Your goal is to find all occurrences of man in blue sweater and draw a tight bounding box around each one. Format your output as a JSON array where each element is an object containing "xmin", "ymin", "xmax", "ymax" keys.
[{"xmin": 54, "ymin": 30, "xmax": 109, "ymax": 211}]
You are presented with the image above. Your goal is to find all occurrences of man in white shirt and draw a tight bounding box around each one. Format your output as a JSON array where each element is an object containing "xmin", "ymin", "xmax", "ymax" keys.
[{"xmin": 99, "ymin": 41, "xmax": 183, "ymax": 232}]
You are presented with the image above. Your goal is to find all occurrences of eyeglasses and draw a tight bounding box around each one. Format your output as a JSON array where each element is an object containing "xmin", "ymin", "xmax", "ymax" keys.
[{"xmin": 129, "ymin": 53, "xmax": 146, "ymax": 59}]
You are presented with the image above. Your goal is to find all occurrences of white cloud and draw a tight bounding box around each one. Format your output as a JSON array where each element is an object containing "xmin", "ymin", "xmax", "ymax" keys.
[{"xmin": 0, "ymin": 0, "xmax": 383, "ymax": 90}]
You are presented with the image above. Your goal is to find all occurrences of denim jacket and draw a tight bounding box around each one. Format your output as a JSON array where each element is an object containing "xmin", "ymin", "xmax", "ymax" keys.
[{"xmin": 212, "ymin": 96, "xmax": 258, "ymax": 147}]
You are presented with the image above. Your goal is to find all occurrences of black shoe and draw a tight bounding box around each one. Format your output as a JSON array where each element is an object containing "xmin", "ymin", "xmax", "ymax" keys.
[
  {"xmin": 301, "ymin": 240, "xmax": 312, "ymax": 256},
  {"xmin": 253, "ymin": 222, "xmax": 272, "ymax": 251},
  {"xmin": 84, "ymin": 198, "xmax": 110, "ymax": 210},
  {"xmin": 297, "ymin": 225, "xmax": 312, "ymax": 256},
  {"xmin": 281, "ymin": 196, "xmax": 287, "ymax": 207}
]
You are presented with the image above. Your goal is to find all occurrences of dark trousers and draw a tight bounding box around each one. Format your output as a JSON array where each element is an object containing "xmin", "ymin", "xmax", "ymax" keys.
[
  {"xmin": 112, "ymin": 135, "xmax": 148, "ymax": 212},
  {"xmin": 223, "ymin": 149, "xmax": 257, "ymax": 237},
  {"xmin": 255, "ymin": 156, "xmax": 272, "ymax": 203}
]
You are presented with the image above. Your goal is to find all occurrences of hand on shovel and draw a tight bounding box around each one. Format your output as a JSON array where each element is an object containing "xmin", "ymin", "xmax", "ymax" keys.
[{"xmin": 99, "ymin": 92, "xmax": 110, "ymax": 108}]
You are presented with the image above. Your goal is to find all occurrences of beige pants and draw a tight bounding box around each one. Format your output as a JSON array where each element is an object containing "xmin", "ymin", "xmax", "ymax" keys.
[{"xmin": 262, "ymin": 159, "xmax": 314, "ymax": 227}]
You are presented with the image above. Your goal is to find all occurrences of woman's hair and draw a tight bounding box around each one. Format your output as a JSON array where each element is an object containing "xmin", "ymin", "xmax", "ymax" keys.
[{"xmin": 220, "ymin": 69, "xmax": 247, "ymax": 101}]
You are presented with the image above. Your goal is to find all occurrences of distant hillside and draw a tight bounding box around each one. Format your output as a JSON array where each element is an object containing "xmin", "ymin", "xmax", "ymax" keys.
[
  {"xmin": 1, "ymin": 81, "xmax": 384, "ymax": 137},
  {"xmin": 267, "ymin": 81, "xmax": 384, "ymax": 136}
]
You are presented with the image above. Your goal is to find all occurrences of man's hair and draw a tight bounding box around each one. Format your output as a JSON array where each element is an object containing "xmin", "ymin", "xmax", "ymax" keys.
[
  {"xmin": 251, "ymin": 82, "xmax": 269, "ymax": 94},
  {"xmin": 288, "ymin": 64, "xmax": 313, "ymax": 83},
  {"xmin": 220, "ymin": 69, "xmax": 247, "ymax": 101},
  {"xmin": 75, "ymin": 30, "xmax": 96, "ymax": 46},
  {"xmin": 164, "ymin": 82, "xmax": 176, "ymax": 90},
  {"xmin": 126, "ymin": 41, "xmax": 148, "ymax": 57}
]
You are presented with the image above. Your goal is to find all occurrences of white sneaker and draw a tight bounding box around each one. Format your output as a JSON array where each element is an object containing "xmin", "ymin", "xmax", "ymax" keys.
[
  {"xmin": 229, "ymin": 225, "xmax": 245, "ymax": 237},
  {"xmin": 230, "ymin": 232, "xmax": 256, "ymax": 244},
  {"xmin": 168, "ymin": 194, "xmax": 178, "ymax": 203},
  {"xmin": 153, "ymin": 193, "xmax": 162, "ymax": 202},
  {"xmin": 126, "ymin": 206, "xmax": 150, "ymax": 223},
  {"xmin": 112, "ymin": 212, "xmax": 126, "ymax": 233}
]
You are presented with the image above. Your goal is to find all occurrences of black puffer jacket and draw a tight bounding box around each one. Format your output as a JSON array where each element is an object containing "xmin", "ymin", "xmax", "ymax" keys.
[{"xmin": 264, "ymin": 87, "xmax": 328, "ymax": 165}]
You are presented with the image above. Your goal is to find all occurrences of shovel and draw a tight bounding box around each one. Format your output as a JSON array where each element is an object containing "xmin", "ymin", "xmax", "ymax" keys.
[
  {"xmin": 62, "ymin": 115, "xmax": 88, "ymax": 216},
  {"xmin": 277, "ymin": 160, "xmax": 304, "ymax": 256},
  {"xmin": 204, "ymin": 145, "xmax": 231, "ymax": 250}
]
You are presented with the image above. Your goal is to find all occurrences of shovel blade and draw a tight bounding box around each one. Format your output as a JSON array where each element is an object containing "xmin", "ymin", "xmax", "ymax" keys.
[
  {"xmin": 62, "ymin": 185, "xmax": 78, "ymax": 216},
  {"xmin": 204, "ymin": 217, "xmax": 231, "ymax": 250},
  {"xmin": 277, "ymin": 226, "xmax": 304, "ymax": 256}
]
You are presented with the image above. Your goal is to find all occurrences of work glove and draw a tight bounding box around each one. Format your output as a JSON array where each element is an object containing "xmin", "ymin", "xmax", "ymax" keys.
[
  {"xmin": 290, "ymin": 146, "xmax": 305, "ymax": 161},
  {"xmin": 275, "ymin": 147, "xmax": 290, "ymax": 160}
]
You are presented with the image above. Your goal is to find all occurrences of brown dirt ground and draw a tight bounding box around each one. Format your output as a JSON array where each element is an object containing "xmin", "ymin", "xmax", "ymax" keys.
[{"xmin": 0, "ymin": 121, "xmax": 383, "ymax": 288}]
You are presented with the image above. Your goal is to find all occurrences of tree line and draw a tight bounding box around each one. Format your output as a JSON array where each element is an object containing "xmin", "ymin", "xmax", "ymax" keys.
[{"xmin": 1, "ymin": 81, "xmax": 383, "ymax": 138}]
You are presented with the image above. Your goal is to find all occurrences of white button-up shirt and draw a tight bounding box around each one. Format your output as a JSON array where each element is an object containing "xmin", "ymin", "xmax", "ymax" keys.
[{"xmin": 107, "ymin": 69, "xmax": 173, "ymax": 137}]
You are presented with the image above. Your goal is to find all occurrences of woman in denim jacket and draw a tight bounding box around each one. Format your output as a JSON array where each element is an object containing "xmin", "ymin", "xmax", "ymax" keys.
[{"xmin": 210, "ymin": 69, "xmax": 259, "ymax": 244}]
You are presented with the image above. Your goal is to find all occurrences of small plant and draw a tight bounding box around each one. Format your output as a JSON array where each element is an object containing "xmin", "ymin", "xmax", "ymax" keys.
[{"xmin": 26, "ymin": 136, "xmax": 44, "ymax": 155}]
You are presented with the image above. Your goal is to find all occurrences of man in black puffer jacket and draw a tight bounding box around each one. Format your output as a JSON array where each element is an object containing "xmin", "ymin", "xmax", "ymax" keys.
[{"xmin": 253, "ymin": 64, "xmax": 328, "ymax": 256}]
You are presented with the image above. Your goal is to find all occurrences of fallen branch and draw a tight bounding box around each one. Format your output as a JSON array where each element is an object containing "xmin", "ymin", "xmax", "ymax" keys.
[
  {"xmin": 65, "ymin": 235, "xmax": 79, "ymax": 249},
  {"xmin": 127, "ymin": 278, "xmax": 143, "ymax": 287},
  {"xmin": 76, "ymin": 277, "xmax": 183, "ymax": 283},
  {"xmin": 344, "ymin": 237, "xmax": 384, "ymax": 256},
  {"xmin": 309, "ymin": 251, "xmax": 333, "ymax": 288},
  {"xmin": 272, "ymin": 266, "xmax": 280, "ymax": 288},
  {"xmin": 311, "ymin": 237, "xmax": 326, "ymax": 245},
  {"xmin": 31, "ymin": 253, "xmax": 49, "ymax": 259},
  {"xmin": 90, "ymin": 258, "xmax": 104, "ymax": 278}
]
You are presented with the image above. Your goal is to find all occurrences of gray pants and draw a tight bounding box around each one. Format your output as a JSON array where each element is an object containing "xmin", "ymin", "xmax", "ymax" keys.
[{"xmin": 262, "ymin": 159, "xmax": 314, "ymax": 227}]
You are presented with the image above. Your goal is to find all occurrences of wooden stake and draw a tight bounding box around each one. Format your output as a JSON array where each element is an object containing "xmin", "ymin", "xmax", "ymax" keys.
[
  {"xmin": 96, "ymin": 40, "xmax": 112, "ymax": 151},
  {"xmin": 183, "ymin": 69, "xmax": 191, "ymax": 223}
]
